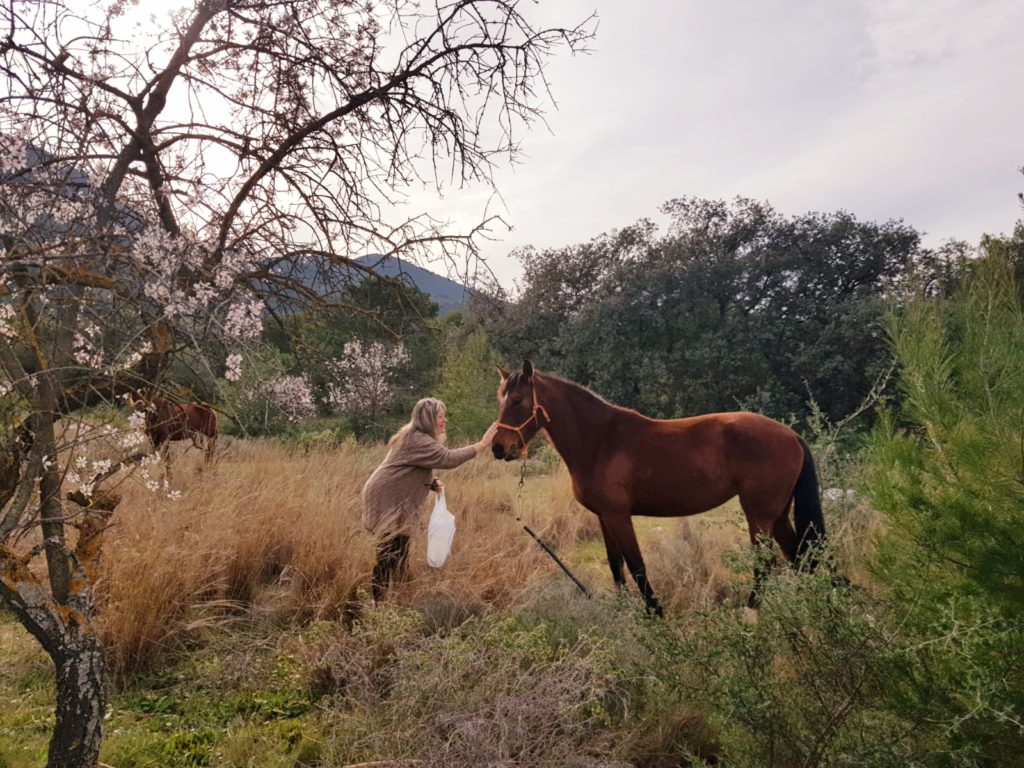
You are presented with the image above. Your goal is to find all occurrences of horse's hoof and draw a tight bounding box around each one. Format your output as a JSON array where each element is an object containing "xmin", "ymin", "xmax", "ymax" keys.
[
  {"xmin": 830, "ymin": 574, "xmax": 852, "ymax": 590},
  {"xmin": 645, "ymin": 602, "xmax": 664, "ymax": 618}
]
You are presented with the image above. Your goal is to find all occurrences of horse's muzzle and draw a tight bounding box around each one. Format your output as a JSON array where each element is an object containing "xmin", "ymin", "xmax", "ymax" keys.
[{"xmin": 492, "ymin": 443, "xmax": 519, "ymax": 461}]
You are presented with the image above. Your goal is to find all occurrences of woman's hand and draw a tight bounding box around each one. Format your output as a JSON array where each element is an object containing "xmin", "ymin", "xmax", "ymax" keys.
[
  {"xmin": 475, "ymin": 421, "xmax": 499, "ymax": 456},
  {"xmin": 430, "ymin": 479, "xmax": 445, "ymax": 494}
]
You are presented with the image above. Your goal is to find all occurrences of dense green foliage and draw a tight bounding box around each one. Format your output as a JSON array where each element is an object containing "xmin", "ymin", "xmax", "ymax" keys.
[
  {"xmin": 863, "ymin": 244, "xmax": 1024, "ymax": 763},
  {"xmin": 284, "ymin": 278, "xmax": 440, "ymax": 404},
  {"xmin": 173, "ymin": 197, "xmax": 972, "ymax": 444},
  {"xmin": 435, "ymin": 318, "xmax": 505, "ymax": 443},
  {"xmin": 867, "ymin": 247, "xmax": 1024, "ymax": 610},
  {"xmin": 484, "ymin": 197, "xmax": 928, "ymax": 424}
]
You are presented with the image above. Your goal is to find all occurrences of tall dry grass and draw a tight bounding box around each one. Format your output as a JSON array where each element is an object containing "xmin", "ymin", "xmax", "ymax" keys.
[
  {"xmin": 92, "ymin": 436, "xmax": 874, "ymax": 676},
  {"xmin": 98, "ymin": 438, "xmax": 377, "ymax": 674},
  {"xmin": 95, "ymin": 440, "xmax": 607, "ymax": 675}
]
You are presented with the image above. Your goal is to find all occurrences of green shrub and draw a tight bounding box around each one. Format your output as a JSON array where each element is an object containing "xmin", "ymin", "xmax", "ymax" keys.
[
  {"xmin": 683, "ymin": 571, "xmax": 990, "ymax": 768},
  {"xmin": 309, "ymin": 598, "xmax": 713, "ymax": 767},
  {"xmin": 279, "ymin": 422, "xmax": 356, "ymax": 452},
  {"xmin": 866, "ymin": 252, "xmax": 1024, "ymax": 611},
  {"xmin": 861, "ymin": 248, "xmax": 1024, "ymax": 763}
]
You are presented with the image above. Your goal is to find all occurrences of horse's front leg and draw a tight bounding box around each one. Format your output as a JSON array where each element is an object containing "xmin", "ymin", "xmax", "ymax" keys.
[
  {"xmin": 156, "ymin": 441, "xmax": 172, "ymax": 483},
  {"xmin": 603, "ymin": 512, "xmax": 663, "ymax": 617},
  {"xmin": 598, "ymin": 515, "xmax": 626, "ymax": 589}
]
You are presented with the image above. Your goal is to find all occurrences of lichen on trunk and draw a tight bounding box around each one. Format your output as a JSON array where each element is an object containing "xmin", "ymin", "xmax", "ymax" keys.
[{"xmin": 48, "ymin": 632, "xmax": 108, "ymax": 768}]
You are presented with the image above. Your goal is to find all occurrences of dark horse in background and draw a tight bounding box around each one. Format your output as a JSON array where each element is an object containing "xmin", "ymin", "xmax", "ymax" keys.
[
  {"xmin": 134, "ymin": 395, "xmax": 218, "ymax": 462},
  {"xmin": 491, "ymin": 361, "xmax": 825, "ymax": 615}
]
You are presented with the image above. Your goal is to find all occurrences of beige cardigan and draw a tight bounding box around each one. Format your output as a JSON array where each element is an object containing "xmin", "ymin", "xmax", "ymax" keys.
[{"xmin": 361, "ymin": 429, "xmax": 477, "ymax": 537}]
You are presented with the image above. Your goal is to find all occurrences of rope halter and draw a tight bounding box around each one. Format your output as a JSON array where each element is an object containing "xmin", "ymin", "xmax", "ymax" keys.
[{"xmin": 495, "ymin": 382, "xmax": 551, "ymax": 450}]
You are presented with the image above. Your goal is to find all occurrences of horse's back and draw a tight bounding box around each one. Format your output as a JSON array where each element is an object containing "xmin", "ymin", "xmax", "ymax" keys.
[
  {"xmin": 633, "ymin": 410, "xmax": 796, "ymax": 455},
  {"xmin": 616, "ymin": 410, "xmax": 803, "ymax": 516},
  {"xmin": 148, "ymin": 399, "xmax": 218, "ymax": 442}
]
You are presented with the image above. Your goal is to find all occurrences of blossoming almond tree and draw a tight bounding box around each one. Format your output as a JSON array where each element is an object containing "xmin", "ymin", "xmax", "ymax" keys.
[
  {"xmin": 327, "ymin": 338, "xmax": 411, "ymax": 424},
  {"xmin": 0, "ymin": 1, "xmax": 593, "ymax": 764}
]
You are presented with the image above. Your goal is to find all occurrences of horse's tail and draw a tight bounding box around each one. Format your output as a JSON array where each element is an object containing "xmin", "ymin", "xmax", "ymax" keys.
[{"xmin": 793, "ymin": 437, "xmax": 825, "ymax": 570}]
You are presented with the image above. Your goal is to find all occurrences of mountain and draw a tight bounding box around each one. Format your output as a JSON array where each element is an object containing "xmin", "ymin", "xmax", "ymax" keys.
[
  {"xmin": 348, "ymin": 255, "xmax": 472, "ymax": 316},
  {"xmin": 264, "ymin": 254, "xmax": 473, "ymax": 316},
  {"xmin": 323, "ymin": 253, "xmax": 468, "ymax": 317}
]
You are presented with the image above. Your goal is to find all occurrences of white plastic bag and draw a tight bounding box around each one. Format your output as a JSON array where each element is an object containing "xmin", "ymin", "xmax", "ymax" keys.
[{"xmin": 426, "ymin": 489, "xmax": 456, "ymax": 568}]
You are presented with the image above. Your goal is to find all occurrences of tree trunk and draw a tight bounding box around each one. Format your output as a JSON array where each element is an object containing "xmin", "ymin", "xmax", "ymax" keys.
[{"xmin": 48, "ymin": 632, "xmax": 107, "ymax": 768}]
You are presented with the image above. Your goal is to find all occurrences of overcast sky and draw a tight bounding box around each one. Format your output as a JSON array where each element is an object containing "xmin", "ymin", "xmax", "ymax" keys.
[{"xmin": 409, "ymin": 0, "xmax": 1024, "ymax": 289}]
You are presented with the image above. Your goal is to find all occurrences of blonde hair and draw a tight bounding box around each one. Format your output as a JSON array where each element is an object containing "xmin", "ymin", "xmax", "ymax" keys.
[{"xmin": 388, "ymin": 397, "xmax": 446, "ymax": 447}]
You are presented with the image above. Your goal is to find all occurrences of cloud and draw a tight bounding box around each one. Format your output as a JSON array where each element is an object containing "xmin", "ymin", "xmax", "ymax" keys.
[{"xmin": 392, "ymin": 1, "xmax": 1024, "ymax": 286}]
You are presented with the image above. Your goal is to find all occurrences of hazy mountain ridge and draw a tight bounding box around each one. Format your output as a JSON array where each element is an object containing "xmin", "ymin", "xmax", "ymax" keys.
[
  {"xmin": 277, "ymin": 254, "xmax": 471, "ymax": 316},
  {"xmin": 352, "ymin": 255, "xmax": 472, "ymax": 316}
]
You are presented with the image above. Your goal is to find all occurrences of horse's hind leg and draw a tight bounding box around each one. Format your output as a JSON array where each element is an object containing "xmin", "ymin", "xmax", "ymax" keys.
[
  {"xmin": 204, "ymin": 434, "xmax": 217, "ymax": 463},
  {"xmin": 772, "ymin": 499, "xmax": 798, "ymax": 563},
  {"xmin": 598, "ymin": 515, "xmax": 627, "ymax": 589},
  {"xmin": 741, "ymin": 496, "xmax": 789, "ymax": 608},
  {"xmin": 604, "ymin": 513, "xmax": 662, "ymax": 617}
]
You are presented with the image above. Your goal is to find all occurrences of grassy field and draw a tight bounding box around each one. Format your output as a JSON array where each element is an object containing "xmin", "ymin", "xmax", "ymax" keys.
[{"xmin": 0, "ymin": 438, "xmax": 873, "ymax": 767}]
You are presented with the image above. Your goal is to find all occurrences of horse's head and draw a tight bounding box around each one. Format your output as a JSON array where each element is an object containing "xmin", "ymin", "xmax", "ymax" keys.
[
  {"xmin": 136, "ymin": 393, "xmax": 165, "ymax": 417},
  {"xmin": 132, "ymin": 393, "xmax": 157, "ymax": 414},
  {"xmin": 492, "ymin": 360, "xmax": 549, "ymax": 461}
]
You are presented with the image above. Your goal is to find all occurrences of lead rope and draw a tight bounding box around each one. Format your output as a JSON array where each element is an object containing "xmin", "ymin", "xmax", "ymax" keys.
[{"xmin": 514, "ymin": 449, "xmax": 591, "ymax": 598}]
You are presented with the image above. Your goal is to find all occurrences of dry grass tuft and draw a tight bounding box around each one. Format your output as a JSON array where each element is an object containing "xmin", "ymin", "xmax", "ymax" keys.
[
  {"xmin": 98, "ymin": 439, "xmax": 379, "ymax": 675},
  {"xmin": 645, "ymin": 515, "xmax": 744, "ymax": 617}
]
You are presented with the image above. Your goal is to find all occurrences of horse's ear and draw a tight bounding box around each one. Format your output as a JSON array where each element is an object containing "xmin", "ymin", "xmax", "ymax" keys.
[
  {"xmin": 522, "ymin": 359, "xmax": 534, "ymax": 381},
  {"xmin": 497, "ymin": 366, "xmax": 510, "ymax": 381}
]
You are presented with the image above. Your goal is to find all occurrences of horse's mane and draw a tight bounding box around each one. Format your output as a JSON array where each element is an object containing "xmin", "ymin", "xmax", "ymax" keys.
[{"xmin": 519, "ymin": 370, "xmax": 647, "ymax": 421}]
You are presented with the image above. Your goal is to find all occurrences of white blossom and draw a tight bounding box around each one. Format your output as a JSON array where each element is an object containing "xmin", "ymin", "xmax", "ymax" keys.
[
  {"xmin": 118, "ymin": 350, "xmax": 143, "ymax": 370},
  {"xmin": 224, "ymin": 353, "xmax": 243, "ymax": 382},
  {"xmin": 118, "ymin": 429, "xmax": 146, "ymax": 450},
  {"xmin": 0, "ymin": 304, "xmax": 17, "ymax": 339},
  {"xmin": 223, "ymin": 299, "xmax": 264, "ymax": 341},
  {"xmin": 268, "ymin": 375, "xmax": 316, "ymax": 422},
  {"xmin": 72, "ymin": 332, "xmax": 104, "ymax": 367},
  {"xmin": 0, "ymin": 125, "xmax": 30, "ymax": 173},
  {"xmin": 327, "ymin": 339, "xmax": 410, "ymax": 418}
]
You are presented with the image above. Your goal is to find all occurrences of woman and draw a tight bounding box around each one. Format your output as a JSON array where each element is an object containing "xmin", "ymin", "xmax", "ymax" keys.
[{"xmin": 362, "ymin": 397, "xmax": 498, "ymax": 601}]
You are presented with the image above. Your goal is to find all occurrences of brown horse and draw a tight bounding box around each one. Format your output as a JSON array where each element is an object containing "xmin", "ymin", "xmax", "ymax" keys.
[
  {"xmin": 134, "ymin": 395, "xmax": 218, "ymax": 462},
  {"xmin": 491, "ymin": 361, "xmax": 825, "ymax": 614}
]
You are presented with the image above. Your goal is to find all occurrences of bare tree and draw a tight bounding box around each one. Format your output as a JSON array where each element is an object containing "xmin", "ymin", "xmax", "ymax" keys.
[{"xmin": 0, "ymin": 0, "xmax": 593, "ymax": 764}]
